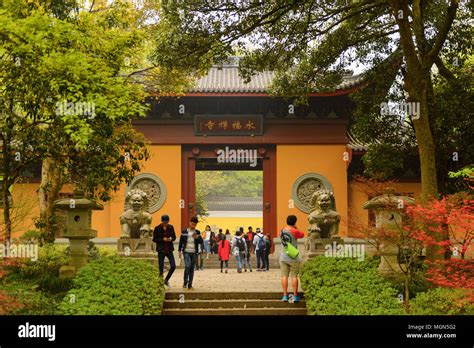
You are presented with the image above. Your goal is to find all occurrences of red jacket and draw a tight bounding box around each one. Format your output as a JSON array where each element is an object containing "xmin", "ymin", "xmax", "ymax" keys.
[{"xmin": 218, "ymin": 240, "xmax": 231, "ymax": 261}]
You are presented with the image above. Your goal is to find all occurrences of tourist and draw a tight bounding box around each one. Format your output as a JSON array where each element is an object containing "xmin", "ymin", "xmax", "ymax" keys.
[
  {"xmin": 178, "ymin": 216, "xmax": 201, "ymax": 290},
  {"xmin": 203, "ymin": 225, "xmax": 214, "ymax": 259},
  {"xmin": 218, "ymin": 234, "xmax": 230, "ymax": 273},
  {"xmin": 243, "ymin": 233, "xmax": 253, "ymax": 272},
  {"xmin": 247, "ymin": 226, "xmax": 254, "ymax": 244},
  {"xmin": 194, "ymin": 230, "xmax": 204, "ymax": 271},
  {"xmin": 231, "ymin": 230, "xmax": 247, "ymax": 273},
  {"xmin": 209, "ymin": 227, "xmax": 218, "ymax": 254},
  {"xmin": 217, "ymin": 228, "xmax": 224, "ymax": 242},
  {"xmin": 264, "ymin": 233, "xmax": 272, "ymax": 271},
  {"xmin": 253, "ymin": 227, "xmax": 267, "ymax": 271},
  {"xmin": 280, "ymin": 215, "xmax": 304, "ymax": 302},
  {"xmin": 225, "ymin": 229, "xmax": 232, "ymax": 242},
  {"xmin": 152, "ymin": 214, "xmax": 176, "ymax": 288}
]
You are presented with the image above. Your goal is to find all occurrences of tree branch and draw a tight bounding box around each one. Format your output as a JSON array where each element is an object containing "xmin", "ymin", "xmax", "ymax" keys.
[{"xmin": 427, "ymin": 0, "xmax": 459, "ymax": 65}]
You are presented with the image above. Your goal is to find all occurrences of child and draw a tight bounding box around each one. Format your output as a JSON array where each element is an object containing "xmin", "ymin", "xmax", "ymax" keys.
[{"xmin": 218, "ymin": 234, "xmax": 230, "ymax": 273}]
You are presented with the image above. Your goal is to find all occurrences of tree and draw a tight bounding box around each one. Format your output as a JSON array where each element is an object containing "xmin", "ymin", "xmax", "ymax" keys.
[
  {"xmin": 152, "ymin": 0, "xmax": 472, "ymax": 202},
  {"xmin": 351, "ymin": 54, "xmax": 473, "ymax": 194},
  {"xmin": 0, "ymin": 0, "xmax": 151, "ymax": 241}
]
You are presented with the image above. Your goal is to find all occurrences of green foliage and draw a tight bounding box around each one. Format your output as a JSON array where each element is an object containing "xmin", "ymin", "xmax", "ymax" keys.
[
  {"xmin": 17, "ymin": 230, "xmax": 42, "ymax": 244},
  {"xmin": 383, "ymin": 270, "xmax": 431, "ymax": 299},
  {"xmin": 410, "ymin": 288, "xmax": 474, "ymax": 315},
  {"xmin": 19, "ymin": 244, "xmax": 69, "ymax": 279},
  {"xmin": 300, "ymin": 256, "xmax": 404, "ymax": 315},
  {"xmin": 60, "ymin": 256, "xmax": 164, "ymax": 315},
  {"xmin": 196, "ymin": 171, "xmax": 263, "ymax": 197},
  {"xmin": 1, "ymin": 276, "xmax": 64, "ymax": 315}
]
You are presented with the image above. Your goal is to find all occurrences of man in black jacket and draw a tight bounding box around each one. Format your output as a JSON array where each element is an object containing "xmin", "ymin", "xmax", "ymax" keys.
[
  {"xmin": 152, "ymin": 215, "xmax": 176, "ymax": 287},
  {"xmin": 178, "ymin": 216, "xmax": 201, "ymax": 290}
]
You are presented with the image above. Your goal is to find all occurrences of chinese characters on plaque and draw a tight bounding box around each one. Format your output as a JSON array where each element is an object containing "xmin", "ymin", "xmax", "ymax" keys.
[{"xmin": 194, "ymin": 115, "xmax": 263, "ymax": 136}]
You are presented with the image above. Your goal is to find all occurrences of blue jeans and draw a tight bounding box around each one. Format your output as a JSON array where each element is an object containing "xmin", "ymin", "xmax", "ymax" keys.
[
  {"xmin": 256, "ymin": 249, "xmax": 266, "ymax": 270},
  {"xmin": 183, "ymin": 252, "xmax": 195, "ymax": 287},
  {"xmin": 203, "ymin": 239, "xmax": 210, "ymax": 253},
  {"xmin": 235, "ymin": 252, "xmax": 248, "ymax": 271},
  {"xmin": 158, "ymin": 251, "xmax": 176, "ymax": 283}
]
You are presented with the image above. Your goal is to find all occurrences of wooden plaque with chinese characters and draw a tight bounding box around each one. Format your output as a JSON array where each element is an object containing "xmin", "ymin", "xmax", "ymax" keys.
[{"xmin": 194, "ymin": 115, "xmax": 263, "ymax": 136}]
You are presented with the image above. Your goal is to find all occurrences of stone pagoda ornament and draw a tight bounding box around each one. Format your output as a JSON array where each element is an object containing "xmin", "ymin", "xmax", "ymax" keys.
[
  {"xmin": 54, "ymin": 191, "xmax": 103, "ymax": 277},
  {"xmin": 363, "ymin": 188, "xmax": 415, "ymax": 273},
  {"xmin": 304, "ymin": 189, "xmax": 343, "ymax": 261},
  {"xmin": 117, "ymin": 189, "xmax": 155, "ymax": 261}
]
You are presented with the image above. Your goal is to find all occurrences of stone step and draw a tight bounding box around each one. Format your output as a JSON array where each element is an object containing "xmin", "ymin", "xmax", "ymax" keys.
[
  {"xmin": 164, "ymin": 299, "xmax": 306, "ymax": 309},
  {"xmin": 165, "ymin": 291, "xmax": 305, "ymax": 300},
  {"xmin": 162, "ymin": 308, "xmax": 307, "ymax": 315}
]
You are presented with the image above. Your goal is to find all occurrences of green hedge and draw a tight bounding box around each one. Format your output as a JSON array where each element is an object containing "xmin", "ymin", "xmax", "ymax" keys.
[
  {"xmin": 60, "ymin": 256, "xmax": 164, "ymax": 315},
  {"xmin": 410, "ymin": 287, "xmax": 474, "ymax": 315},
  {"xmin": 300, "ymin": 256, "xmax": 404, "ymax": 315}
]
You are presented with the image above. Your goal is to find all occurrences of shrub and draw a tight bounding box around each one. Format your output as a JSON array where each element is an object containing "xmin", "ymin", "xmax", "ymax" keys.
[
  {"xmin": 18, "ymin": 230, "xmax": 42, "ymax": 244},
  {"xmin": 60, "ymin": 256, "xmax": 164, "ymax": 315},
  {"xmin": 1, "ymin": 277, "xmax": 64, "ymax": 315},
  {"xmin": 410, "ymin": 287, "xmax": 474, "ymax": 315},
  {"xmin": 19, "ymin": 244, "xmax": 69, "ymax": 279},
  {"xmin": 300, "ymin": 256, "xmax": 404, "ymax": 315}
]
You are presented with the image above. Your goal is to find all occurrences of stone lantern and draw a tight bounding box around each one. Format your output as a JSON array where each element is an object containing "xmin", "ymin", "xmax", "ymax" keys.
[
  {"xmin": 363, "ymin": 188, "xmax": 415, "ymax": 273},
  {"xmin": 54, "ymin": 192, "xmax": 103, "ymax": 277}
]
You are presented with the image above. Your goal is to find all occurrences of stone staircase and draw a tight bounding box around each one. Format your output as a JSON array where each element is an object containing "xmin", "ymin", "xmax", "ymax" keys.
[
  {"xmin": 192, "ymin": 253, "xmax": 280, "ymax": 269},
  {"xmin": 163, "ymin": 291, "xmax": 306, "ymax": 315}
]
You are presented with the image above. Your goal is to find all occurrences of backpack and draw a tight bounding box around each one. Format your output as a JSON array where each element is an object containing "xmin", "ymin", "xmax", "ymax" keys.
[
  {"xmin": 236, "ymin": 237, "xmax": 246, "ymax": 252},
  {"xmin": 257, "ymin": 235, "xmax": 266, "ymax": 250},
  {"xmin": 281, "ymin": 229, "xmax": 299, "ymax": 259}
]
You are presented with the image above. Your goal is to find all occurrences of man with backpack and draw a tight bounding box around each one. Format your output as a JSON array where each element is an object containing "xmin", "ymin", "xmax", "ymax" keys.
[
  {"xmin": 253, "ymin": 228, "xmax": 267, "ymax": 271},
  {"xmin": 280, "ymin": 215, "xmax": 304, "ymax": 302},
  {"xmin": 231, "ymin": 230, "xmax": 248, "ymax": 273}
]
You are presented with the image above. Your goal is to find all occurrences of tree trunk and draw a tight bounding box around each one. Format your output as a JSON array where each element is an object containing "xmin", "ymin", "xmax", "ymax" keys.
[
  {"xmin": 410, "ymin": 82, "xmax": 439, "ymax": 202},
  {"xmin": 1, "ymin": 136, "xmax": 12, "ymax": 242},
  {"xmin": 38, "ymin": 157, "xmax": 62, "ymax": 243},
  {"xmin": 2, "ymin": 180, "xmax": 12, "ymax": 242}
]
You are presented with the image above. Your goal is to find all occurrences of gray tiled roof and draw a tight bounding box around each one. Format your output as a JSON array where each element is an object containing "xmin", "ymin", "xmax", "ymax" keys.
[
  {"xmin": 347, "ymin": 131, "xmax": 369, "ymax": 152},
  {"xmin": 205, "ymin": 196, "xmax": 263, "ymax": 211},
  {"xmin": 189, "ymin": 58, "xmax": 364, "ymax": 93}
]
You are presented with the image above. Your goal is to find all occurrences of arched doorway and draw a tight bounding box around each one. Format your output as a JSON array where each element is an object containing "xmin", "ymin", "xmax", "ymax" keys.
[{"xmin": 181, "ymin": 144, "xmax": 277, "ymax": 237}]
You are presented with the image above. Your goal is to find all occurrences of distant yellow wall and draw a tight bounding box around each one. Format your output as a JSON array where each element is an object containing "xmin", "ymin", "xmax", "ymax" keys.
[
  {"xmin": 2, "ymin": 183, "xmax": 40, "ymax": 239},
  {"xmin": 197, "ymin": 216, "xmax": 263, "ymax": 234},
  {"xmin": 348, "ymin": 181, "xmax": 422, "ymax": 235},
  {"xmin": 276, "ymin": 145, "xmax": 348, "ymax": 236},
  {"xmin": 93, "ymin": 145, "xmax": 182, "ymax": 237}
]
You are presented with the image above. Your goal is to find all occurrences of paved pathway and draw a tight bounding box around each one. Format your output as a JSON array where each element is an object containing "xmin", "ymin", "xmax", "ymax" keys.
[{"xmin": 166, "ymin": 268, "xmax": 283, "ymax": 293}]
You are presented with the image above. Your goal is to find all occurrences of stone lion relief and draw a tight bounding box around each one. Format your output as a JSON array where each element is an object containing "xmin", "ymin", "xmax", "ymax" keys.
[
  {"xmin": 127, "ymin": 173, "xmax": 167, "ymax": 214},
  {"xmin": 291, "ymin": 173, "xmax": 333, "ymax": 213}
]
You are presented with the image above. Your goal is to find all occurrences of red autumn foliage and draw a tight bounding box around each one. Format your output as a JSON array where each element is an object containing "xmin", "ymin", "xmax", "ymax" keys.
[{"xmin": 404, "ymin": 196, "xmax": 473, "ymax": 290}]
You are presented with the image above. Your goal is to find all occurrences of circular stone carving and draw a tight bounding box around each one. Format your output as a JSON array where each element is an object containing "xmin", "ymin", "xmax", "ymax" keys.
[
  {"xmin": 291, "ymin": 173, "xmax": 334, "ymax": 213},
  {"xmin": 126, "ymin": 173, "xmax": 167, "ymax": 213}
]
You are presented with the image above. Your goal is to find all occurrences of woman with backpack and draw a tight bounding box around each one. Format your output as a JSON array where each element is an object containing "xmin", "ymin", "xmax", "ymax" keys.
[
  {"xmin": 217, "ymin": 234, "xmax": 230, "ymax": 273},
  {"xmin": 231, "ymin": 230, "xmax": 248, "ymax": 273}
]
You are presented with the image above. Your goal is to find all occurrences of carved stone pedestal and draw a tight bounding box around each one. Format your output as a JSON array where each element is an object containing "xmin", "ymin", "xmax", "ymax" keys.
[
  {"xmin": 303, "ymin": 236, "xmax": 344, "ymax": 261},
  {"xmin": 117, "ymin": 237, "xmax": 156, "ymax": 264}
]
